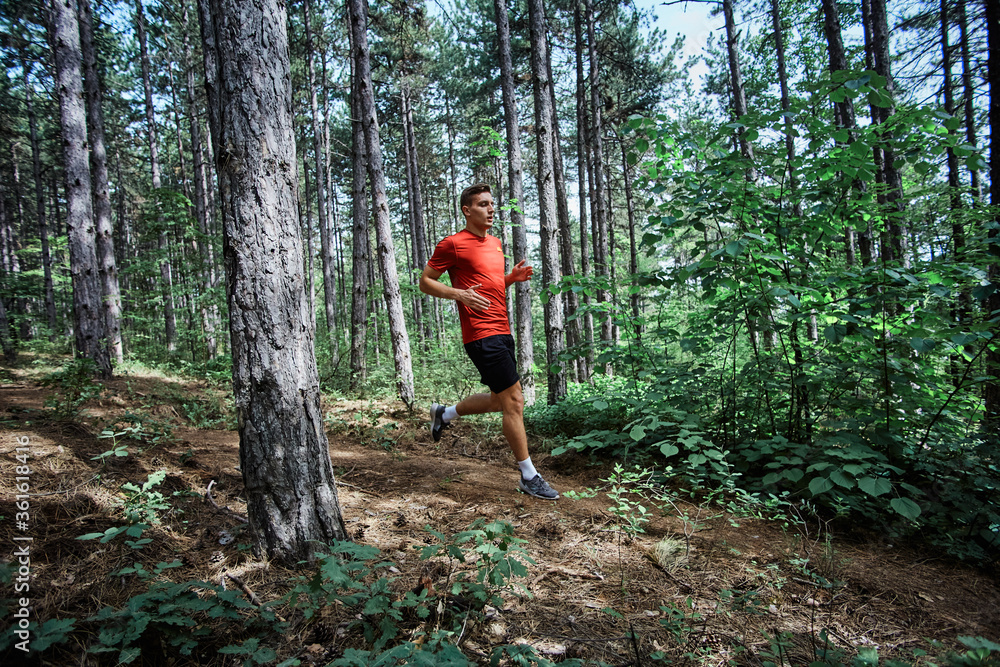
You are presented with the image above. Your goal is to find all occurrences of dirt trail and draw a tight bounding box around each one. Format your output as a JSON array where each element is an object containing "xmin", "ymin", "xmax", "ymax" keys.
[{"xmin": 1, "ymin": 370, "xmax": 998, "ymax": 664}]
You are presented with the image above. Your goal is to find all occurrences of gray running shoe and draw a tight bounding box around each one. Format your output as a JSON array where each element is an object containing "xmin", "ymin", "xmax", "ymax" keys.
[
  {"xmin": 430, "ymin": 403, "xmax": 450, "ymax": 442},
  {"xmin": 518, "ymin": 474, "xmax": 559, "ymax": 500}
]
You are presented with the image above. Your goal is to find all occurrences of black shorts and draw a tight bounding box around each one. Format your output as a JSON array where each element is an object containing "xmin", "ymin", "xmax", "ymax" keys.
[{"xmin": 464, "ymin": 334, "xmax": 520, "ymax": 395}]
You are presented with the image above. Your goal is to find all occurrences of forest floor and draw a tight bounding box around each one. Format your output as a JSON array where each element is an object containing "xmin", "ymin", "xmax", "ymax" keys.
[{"xmin": 1, "ymin": 357, "xmax": 999, "ymax": 666}]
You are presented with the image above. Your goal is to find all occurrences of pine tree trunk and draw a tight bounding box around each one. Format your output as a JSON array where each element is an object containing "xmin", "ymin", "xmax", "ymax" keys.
[
  {"xmin": 401, "ymin": 84, "xmax": 431, "ymax": 348},
  {"xmin": 574, "ymin": 2, "xmax": 593, "ymax": 381},
  {"xmin": 79, "ymin": 0, "xmax": 123, "ymax": 366},
  {"xmin": 348, "ymin": 25, "xmax": 369, "ymax": 391},
  {"xmin": 723, "ymin": 0, "xmax": 757, "ymax": 181},
  {"xmin": 869, "ymin": 0, "xmax": 908, "ymax": 267},
  {"xmin": 182, "ymin": 0, "xmax": 219, "ymax": 359},
  {"xmin": 303, "ymin": 0, "xmax": 339, "ymax": 366},
  {"xmin": 0, "ymin": 290, "xmax": 13, "ymax": 363},
  {"xmin": 50, "ymin": 0, "xmax": 110, "ymax": 378},
  {"xmin": 4, "ymin": 157, "xmax": 31, "ymax": 344},
  {"xmin": 529, "ymin": 0, "xmax": 567, "ymax": 404},
  {"xmin": 348, "ymin": 0, "xmax": 415, "ymax": 408},
  {"xmin": 621, "ymin": 142, "xmax": 640, "ymax": 340},
  {"xmin": 585, "ymin": 0, "xmax": 611, "ymax": 368},
  {"xmin": 942, "ymin": 0, "xmax": 971, "ymax": 386},
  {"xmin": 494, "ymin": 0, "xmax": 536, "ymax": 405},
  {"xmin": 546, "ymin": 34, "xmax": 580, "ymax": 385},
  {"xmin": 135, "ymin": 0, "xmax": 177, "ymax": 353},
  {"xmin": 984, "ymin": 0, "xmax": 1000, "ymax": 434},
  {"xmin": 24, "ymin": 64, "xmax": 58, "ymax": 338},
  {"xmin": 0, "ymin": 188, "xmax": 16, "ymax": 362},
  {"xmin": 822, "ymin": 0, "xmax": 872, "ymax": 266},
  {"xmin": 201, "ymin": 0, "xmax": 349, "ymax": 562},
  {"xmin": 957, "ymin": 0, "xmax": 982, "ymax": 203}
]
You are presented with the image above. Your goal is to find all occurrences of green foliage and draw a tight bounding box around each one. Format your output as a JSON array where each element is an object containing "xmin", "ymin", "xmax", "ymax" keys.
[
  {"xmin": 39, "ymin": 358, "xmax": 101, "ymax": 419},
  {"xmin": 419, "ymin": 518, "xmax": 535, "ymax": 609},
  {"xmin": 93, "ymin": 418, "xmax": 174, "ymax": 464},
  {"xmin": 545, "ymin": 70, "xmax": 1000, "ymax": 564},
  {"xmin": 85, "ymin": 560, "xmax": 277, "ymax": 664},
  {"xmin": 77, "ymin": 470, "xmax": 179, "ymax": 549},
  {"xmin": 287, "ymin": 520, "xmax": 531, "ymax": 656}
]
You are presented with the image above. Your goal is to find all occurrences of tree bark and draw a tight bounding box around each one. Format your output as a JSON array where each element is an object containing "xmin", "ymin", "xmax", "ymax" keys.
[
  {"xmin": 401, "ymin": 84, "xmax": 431, "ymax": 347},
  {"xmin": 546, "ymin": 27, "xmax": 581, "ymax": 385},
  {"xmin": 869, "ymin": 0, "xmax": 908, "ymax": 267},
  {"xmin": 50, "ymin": 0, "xmax": 110, "ymax": 378},
  {"xmin": 621, "ymin": 142, "xmax": 641, "ymax": 340},
  {"xmin": 586, "ymin": 0, "xmax": 611, "ymax": 367},
  {"xmin": 723, "ymin": 0, "xmax": 757, "ymax": 182},
  {"xmin": 182, "ymin": 0, "xmax": 219, "ymax": 359},
  {"xmin": 303, "ymin": 0, "xmax": 339, "ymax": 366},
  {"xmin": 24, "ymin": 64, "xmax": 58, "ymax": 338},
  {"xmin": 529, "ymin": 0, "xmax": 567, "ymax": 403},
  {"xmin": 79, "ymin": 0, "xmax": 123, "ymax": 366},
  {"xmin": 984, "ymin": 0, "xmax": 1000, "ymax": 434},
  {"xmin": 957, "ymin": 0, "xmax": 981, "ymax": 203},
  {"xmin": 575, "ymin": 2, "xmax": 593, "ymax": 381},
  {"xmin": 201, "ymin": 0, "xmax": 349, "ymax": 562},
  {"xmin": 135, "ymin": 0, "xmax": 177, "ymax": 353},
  {"xmin": 822, "ymin": 0, "xmax": 872, "ymax": 267},
  {"xmin": 494, "ymin": 0, "xmax": 536, "ymax": 404},
  {"xmin": 348, "ymin": 0, "xmax": 415, "ymax": 408},
  {"xmin": 348, "ymin": 18, "xmax": 369, "ymax": 392}
]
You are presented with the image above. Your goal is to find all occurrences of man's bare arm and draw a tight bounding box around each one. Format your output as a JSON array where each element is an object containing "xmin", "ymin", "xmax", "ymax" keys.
[
  {"xmin": 420, "ymin": 265, "xmax": 491, "ymax": 311},
  {"xmin": 504, "ymin": 259, "xmax": 534, "ymax": 287}
]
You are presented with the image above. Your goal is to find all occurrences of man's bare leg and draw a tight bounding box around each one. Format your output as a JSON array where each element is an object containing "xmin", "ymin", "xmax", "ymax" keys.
[{"xmin": 456, "ymin": 382, "xmax": 528, "ymax": 462}]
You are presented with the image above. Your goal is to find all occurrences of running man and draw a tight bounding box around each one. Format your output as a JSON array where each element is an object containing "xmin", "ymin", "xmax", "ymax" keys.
[{"xmin": 419, "ymin": 183, "xmax": 559, "ymax": 500}]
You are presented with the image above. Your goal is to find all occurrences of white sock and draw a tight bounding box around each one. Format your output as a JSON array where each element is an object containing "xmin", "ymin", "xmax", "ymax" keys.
[
  {"xmin": 443, "ymin": 405, "xmax": 459, "ymax": 422},
  {"xmin": 518, "ymin": 457, "xmax": 538, "ymax": 481}
]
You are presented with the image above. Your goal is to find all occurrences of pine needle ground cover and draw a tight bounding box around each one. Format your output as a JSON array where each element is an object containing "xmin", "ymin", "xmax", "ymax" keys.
[{"xmin": 1, "ymin": 357, "xmax": 998, "ymax": 665}]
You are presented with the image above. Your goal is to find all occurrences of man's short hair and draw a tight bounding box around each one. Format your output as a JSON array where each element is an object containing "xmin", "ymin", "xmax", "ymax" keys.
[{"xmin": 460, "ymin": 183, "xmax": 492, "ymax": 210}]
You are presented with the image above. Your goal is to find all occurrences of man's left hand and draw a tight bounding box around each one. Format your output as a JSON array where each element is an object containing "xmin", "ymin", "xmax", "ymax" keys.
[{"xmin": 508, "ymin": 259, "xmax": 534, "ymax": 283}]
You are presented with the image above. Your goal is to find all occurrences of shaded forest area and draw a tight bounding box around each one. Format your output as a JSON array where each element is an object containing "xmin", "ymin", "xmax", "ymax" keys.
[{"xmin": 1, "ymin": 0, "xmax": 1000, "ymax": 663}]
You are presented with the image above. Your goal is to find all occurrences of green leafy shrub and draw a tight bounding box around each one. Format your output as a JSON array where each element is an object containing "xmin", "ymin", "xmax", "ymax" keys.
[
  {"xmin": 541, "ymin": 72, "xmax": 1000, "ymax": 565},
  {"xmin": 39, "ymin": 358, "xmax": 101, "ymax": 419}
]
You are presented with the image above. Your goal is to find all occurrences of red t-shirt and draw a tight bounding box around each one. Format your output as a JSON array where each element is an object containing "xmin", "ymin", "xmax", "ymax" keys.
[{"xmin": 427, "ymin": 229, "xmax": 510, "ymax": 344}]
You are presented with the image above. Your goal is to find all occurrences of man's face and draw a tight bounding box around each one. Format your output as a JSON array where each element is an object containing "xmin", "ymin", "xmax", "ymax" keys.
[{"xmin": 462, "ymin": 191, "xmax": 494, "ymax": 236}]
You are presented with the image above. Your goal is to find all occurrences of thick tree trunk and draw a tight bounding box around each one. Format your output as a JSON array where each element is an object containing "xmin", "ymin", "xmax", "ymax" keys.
[
  {"xmin": 348, "ymin": 0, "xmax": 415, "ymax": 408},
  {"xmin": 79, "ymin": 0, "xmax": 123, "ymax": 366},
  {"xmin": 201, "ymin": 0, "xmax": 349, "ymax": 562},
  {"xmin": 24, "ymin": 64, "xmax": 58, "ymax": 338},
  {"xmin": 529, "ymin": 0, "xmax": 567, "ymax": 403},
  {"xmin": 50, "ymin": 0, "xmax": 110, "ymax": 378},
  {"xmin": 135, "ymin": 0, "xmax": 177, "ymax": 353},
  {"xmin": 494, "ymin": 0, "xmax": 536, "ymax": 405}
]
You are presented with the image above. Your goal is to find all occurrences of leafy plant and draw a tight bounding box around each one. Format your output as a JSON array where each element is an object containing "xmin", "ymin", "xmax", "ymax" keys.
[
  {"xmin": 77, "ymin": 471, "xmax": 177, "ymax": 549},
  {"xmin": 39, "ymin": 358, "xmax": 101, "ymax": 419},
  {"xmin": 419, "ymin": 518, "xmax": 535, "ymax": 611}
]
